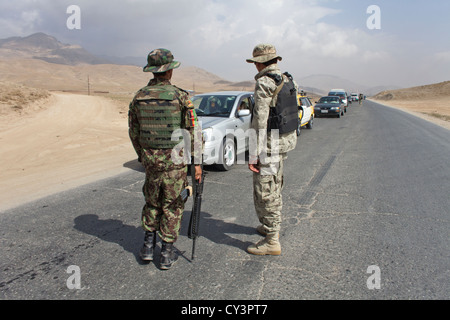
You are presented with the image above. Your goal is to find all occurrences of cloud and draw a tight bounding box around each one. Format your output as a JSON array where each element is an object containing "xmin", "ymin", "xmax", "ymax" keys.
[
  {"xmin": 0, "ymin": 0, "xmax": 448, "ymax": 87},
  {"xmin": 0, "ymin": 1, "xmax": 43, "ymax": 35},
  {"xmin": 434, "ymin": 51, "xmax": 450, "ymax": 62}
]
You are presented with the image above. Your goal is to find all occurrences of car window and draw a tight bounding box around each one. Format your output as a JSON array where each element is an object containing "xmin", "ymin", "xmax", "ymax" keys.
[
  {"xmin": 319, "ymin": 97, "xmax": 339, "ymax": 103},
  {"xmin": 300, "ymin": 98, "xmax": 311, "ymax": 107},
  {"xmin": 192, "ymin": 95, "xmax": 237, "ymax": 117},
  {"xmin": 237, "ymin": 97, "xmax": 251, "ymax": 111}
]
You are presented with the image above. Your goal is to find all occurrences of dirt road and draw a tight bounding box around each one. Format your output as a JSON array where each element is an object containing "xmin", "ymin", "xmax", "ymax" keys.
[{"xmin": 0, "ymin": 92, "xmax": 136, "ymax": 211}]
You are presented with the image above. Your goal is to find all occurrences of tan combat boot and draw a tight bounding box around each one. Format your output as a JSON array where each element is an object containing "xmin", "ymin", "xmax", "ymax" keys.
[
  {"xmin": 256, "ymin": 225, "xmax": 279, "ymax": 238},
  {"xmin": 256, "ymin": 224, "xmax": 268, "ymax": 236},
  {"xmin": 247, "ymin": 233, "xmax": 281, "ymax": 256}
]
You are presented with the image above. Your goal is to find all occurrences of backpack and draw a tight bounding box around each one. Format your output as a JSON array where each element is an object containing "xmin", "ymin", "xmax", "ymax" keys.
[{"xmin": 266, "ymin": 72, "xmax": 298, "ymax": 134}]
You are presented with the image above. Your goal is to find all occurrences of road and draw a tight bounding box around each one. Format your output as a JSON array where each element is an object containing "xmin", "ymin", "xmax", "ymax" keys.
[{"xmin": 1, "ymin": 100, "xmax": 449, "ymax": 303}]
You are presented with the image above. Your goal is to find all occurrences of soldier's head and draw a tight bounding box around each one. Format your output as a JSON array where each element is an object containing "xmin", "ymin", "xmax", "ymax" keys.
[
  {"xmin": 143, "ymin": 48, "xmax": 180, "ymax": 79},
  {"xmin": 246, "ymin": 44, "xmax": 282, "ymax": 72}
]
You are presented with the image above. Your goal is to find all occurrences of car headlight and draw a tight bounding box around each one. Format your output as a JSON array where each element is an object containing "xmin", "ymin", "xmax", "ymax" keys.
[{"xmin": 202, "ymin": 128, "xmax": 213, "ymax": 142}]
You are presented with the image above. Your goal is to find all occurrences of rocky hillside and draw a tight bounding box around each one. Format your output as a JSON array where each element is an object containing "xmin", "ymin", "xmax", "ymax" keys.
[
  {"xmin": 372, "ymin": 81, "xmax": 450, "ymax": 101},
  {"xmin": 0, "ymin": 33, "xmax": 255, "ymax": 94},
  {"xmin": 0, "ymin": 32, "xmax": 110, "ymax": 65}
]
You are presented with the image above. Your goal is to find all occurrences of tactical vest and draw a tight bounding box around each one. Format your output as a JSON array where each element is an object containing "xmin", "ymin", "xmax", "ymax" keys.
[
  {"xmin": 266, "ymin": 73, "xmax": 298, "ymax": 134},
  {"xmin": 135, "ymin": 85, "xmax": 183, "ymax": 149}
]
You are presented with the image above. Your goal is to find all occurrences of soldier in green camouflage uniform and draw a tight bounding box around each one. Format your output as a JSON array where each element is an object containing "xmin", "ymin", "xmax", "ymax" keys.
[
  {"xmin": 129, "ymin": 48, "xmax": 202, "ymax": 269},
  {"xmin": 246, "ymin": 44, "xmax": 297, "ymax": 256}
]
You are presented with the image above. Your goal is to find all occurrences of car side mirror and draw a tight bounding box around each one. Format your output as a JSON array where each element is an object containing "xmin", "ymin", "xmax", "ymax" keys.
[{"xmin": 237, "ymin": 109, "xmax": 250, "ymax": 117}]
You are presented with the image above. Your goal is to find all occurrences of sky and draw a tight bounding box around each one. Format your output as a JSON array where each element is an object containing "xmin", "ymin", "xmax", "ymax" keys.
[{"xmin": 0, "ymin": 0, "xmax": 449, "ymax": 88}]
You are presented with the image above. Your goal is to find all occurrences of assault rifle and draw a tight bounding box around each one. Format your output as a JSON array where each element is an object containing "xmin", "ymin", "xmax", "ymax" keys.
[{"xmin": 187, "ymin": 162, "xmax": 205, "ymax": 260}]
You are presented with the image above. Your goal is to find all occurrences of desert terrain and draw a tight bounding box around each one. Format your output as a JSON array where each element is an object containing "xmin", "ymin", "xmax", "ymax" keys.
[
  {"xmin": 0, "ymin": 43, "xmax": 254, "ymax": 210},
  {"xmin": 0, "ymin": 81, "xmax": 136, "ymax": 210},
  {"xmin": 371, "ymin": 81, "xmax": 450, "ymax": 130},
  {"xmin": 1, "ymin": 52, "xmax": 449, "ymax": 211}
]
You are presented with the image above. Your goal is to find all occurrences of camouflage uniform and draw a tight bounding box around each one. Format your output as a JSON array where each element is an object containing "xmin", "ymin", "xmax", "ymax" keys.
[
  {"xmin": 128, "ymin": 49, "xmax": 202, "ymax": 245},
  {"xmin": 246, "ymin": 44, "xmax": 297, "ymax": 255}
]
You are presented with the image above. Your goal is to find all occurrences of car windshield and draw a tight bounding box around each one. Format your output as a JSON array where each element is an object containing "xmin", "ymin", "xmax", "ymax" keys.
[
  {"xmin": 319, "ymin": 97, "xmax": 340, "ymax": 103},
  {"xmin": 192, "ymin": 95, "xmax": 236, "ymax": 117}
]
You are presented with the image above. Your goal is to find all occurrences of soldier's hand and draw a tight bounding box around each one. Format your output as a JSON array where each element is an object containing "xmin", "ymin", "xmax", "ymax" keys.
[
  {"xmin": 195, "ymin": 165, "xmax": 202, "ymax": 183},
  {"xmin": 248, "ymin": 156, "xmax": 260, "ymax": 173},
  {"xmin": 248, "ymin": 163, "xmax": 260, "ymax": 173}
]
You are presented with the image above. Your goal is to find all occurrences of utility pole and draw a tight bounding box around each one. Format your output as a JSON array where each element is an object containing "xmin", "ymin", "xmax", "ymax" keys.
[{"xmin": 87, "ymin": 75, "xmax": 91, "ymax": 95}]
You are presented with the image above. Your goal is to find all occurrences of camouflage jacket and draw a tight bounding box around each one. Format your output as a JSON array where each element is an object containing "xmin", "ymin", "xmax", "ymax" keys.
[
  {"xmin": 250, "ymin": 64, "xmax": 297, "ymax": 162},
  {"xmin": 128, "ymin": 78, "xmax": 202, "ymax": 171}
]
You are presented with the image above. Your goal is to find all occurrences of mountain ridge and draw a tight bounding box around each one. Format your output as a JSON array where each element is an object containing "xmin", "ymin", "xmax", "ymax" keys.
[
  {"xmin": 0, "ymin": 32, "xmax": 437, "ymax": 97},
  {"xmin": 0, "ymin": 32, "xmax": 111, "ymax": 65}
]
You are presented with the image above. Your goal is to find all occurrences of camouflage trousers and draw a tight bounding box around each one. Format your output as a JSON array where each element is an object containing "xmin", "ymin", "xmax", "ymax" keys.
[
  {"xmin": 141, "ymin": 166, "xmax": 188, "ymax": 243},
  {"xmin": 252, "ymin": 154, "xmax": 286, "ymax": 235}
]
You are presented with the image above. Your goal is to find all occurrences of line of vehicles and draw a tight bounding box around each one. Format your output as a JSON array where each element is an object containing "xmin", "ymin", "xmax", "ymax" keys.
[
  {"xmin": 313, "ymin": 89, "xmax": 363, "ymax": 118},
  {"xmin": 191, "ymin": 88, "xmax": 363, "ymax": 171}
]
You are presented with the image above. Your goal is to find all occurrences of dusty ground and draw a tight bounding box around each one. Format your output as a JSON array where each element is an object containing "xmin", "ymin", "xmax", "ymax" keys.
[
  {"xmin": 0, "ymin": 81, "xmax": 448, "ymax": 211},
  {"xmin": 371, "ymin": 80, "xmax": 450, "ymax": 129},
  {"xmin": 0, "ymin": 85, "xmax": 137, "ymax": 211}
]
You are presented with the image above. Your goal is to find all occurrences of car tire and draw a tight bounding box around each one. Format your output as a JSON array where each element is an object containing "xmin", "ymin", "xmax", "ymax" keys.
[
  {"xmin": 217, "ymin": 137, "xmax": 236, "ymax": 171},
  {"xmin": 306, "ymin": 116, "xmax": 313, "ymax": 129},
  {"xmin": 296, "ymin": 118, "xmax": 302, "ymax": 136}
]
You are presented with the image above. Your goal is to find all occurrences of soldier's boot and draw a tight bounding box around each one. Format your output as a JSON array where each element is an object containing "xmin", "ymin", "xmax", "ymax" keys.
[
  {"xmin": 139, "ymin": 231, "xmax": 156, "ymax": 262},
  {"xmin": 256, "ymin": 224, "xmax": 268, "ymax": 236},
  {"xmin": 256, "ymin": 225, "xmax": 279, "ymax": 238},
  {"xmin": 247, "ymin": 233, "xmax": 281, "ymax": 256},
  {"xmin": 160, "ymin": 241, "xmax": 179, "ymax": 270}
]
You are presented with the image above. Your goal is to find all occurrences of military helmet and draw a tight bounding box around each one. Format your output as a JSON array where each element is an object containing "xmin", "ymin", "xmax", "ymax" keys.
[
  {"xmin": 143, "ymin": 48, "xmax": 181, "ymax": 73},
  {"xmin": 246, "ymin": 43, "xmax": 282, "ymax": 64}
]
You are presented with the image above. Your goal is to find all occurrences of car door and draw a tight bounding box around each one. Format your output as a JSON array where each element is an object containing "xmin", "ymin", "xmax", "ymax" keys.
[
  {"xmin": 232, "ymin": 94, "xmax": 252, "ymax": 154},
  {"xmin": 300, "ymin": 97, "xmax": 312, "ymax": 125}
]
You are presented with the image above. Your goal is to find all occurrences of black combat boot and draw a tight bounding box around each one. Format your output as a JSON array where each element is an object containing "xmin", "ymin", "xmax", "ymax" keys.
[
  {"xmin": 160, "ymin": 241, "xmax": 178, "ymax": 270},
  {"xmin": 140, "ymin": 231, "xmax": 156, "ymax": 262}
]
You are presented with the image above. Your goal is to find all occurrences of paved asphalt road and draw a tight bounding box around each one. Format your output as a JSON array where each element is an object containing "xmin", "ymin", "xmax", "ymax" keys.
[{"xmin": 1, "ymin": 101, "xmax": 449, "ymax": 304}]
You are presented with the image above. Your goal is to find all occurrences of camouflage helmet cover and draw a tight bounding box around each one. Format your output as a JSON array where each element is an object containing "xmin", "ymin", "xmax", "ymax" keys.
[
  {"xmin": 143, "ymin": 48, "xmax": 181, "ymax": 73},
  {"xmin": 246, "ymin": 43, "xmax": 282, "ymax": 64}
]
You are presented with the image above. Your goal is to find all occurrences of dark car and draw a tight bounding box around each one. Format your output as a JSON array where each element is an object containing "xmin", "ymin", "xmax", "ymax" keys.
[
  {"xmin": 314, "ymin": 96, "xmax": 345, "ymax": 118},
  {"xmin": 328, "ymin": 90, "xmax": 348, "ymax": 113}
]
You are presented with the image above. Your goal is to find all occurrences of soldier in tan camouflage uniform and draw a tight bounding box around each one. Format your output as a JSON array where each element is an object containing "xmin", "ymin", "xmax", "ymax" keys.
[
  {"xmin": 246, "ymin": 44, "xmax": 297, "ymax": 255},
  {"xmin": 129, "ymin": 48, "xmax": 202, "ymax": 269}
]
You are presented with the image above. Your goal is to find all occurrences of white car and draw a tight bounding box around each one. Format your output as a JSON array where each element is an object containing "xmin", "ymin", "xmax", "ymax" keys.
[
  {"xmin": 297, "ymin": 94, "xmax": 314, "ymax": 136},
  {"xmin": 192, "ymin": 91, "xmax": 254, "ymax": 171},
  {"xmin": 351, "ymin": 93, "xmax": 359, "ymax": 101}
]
